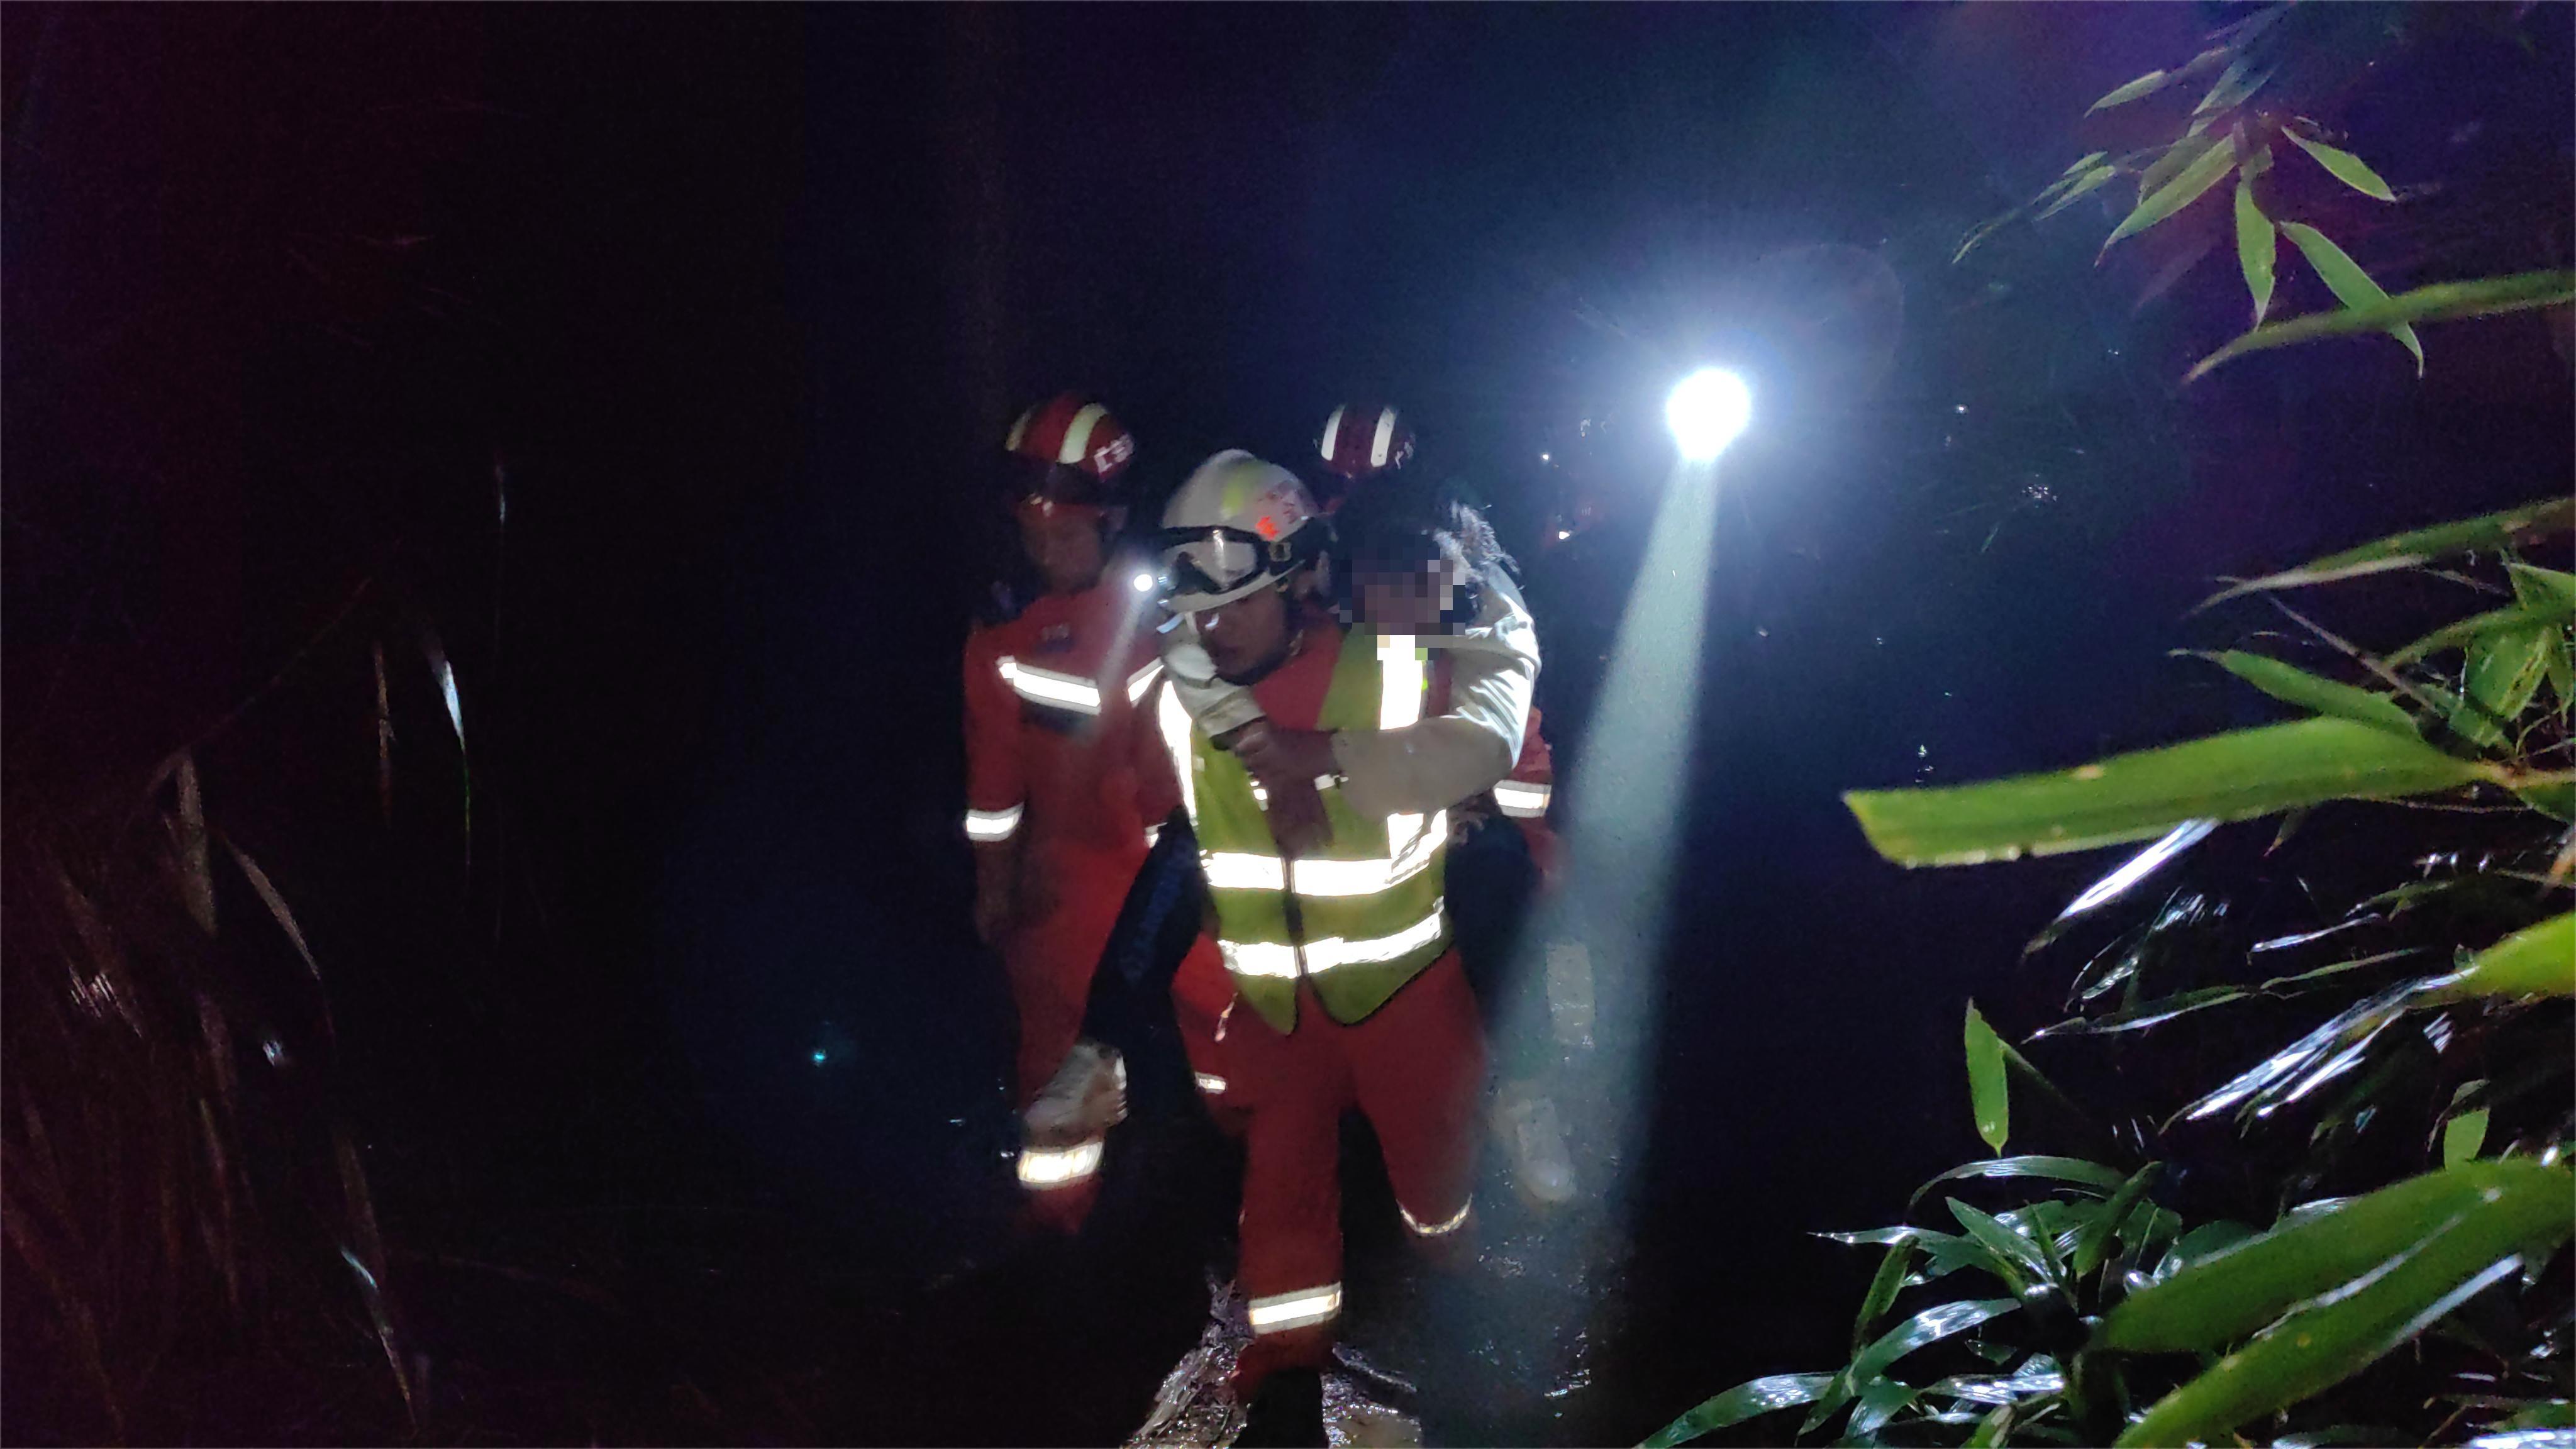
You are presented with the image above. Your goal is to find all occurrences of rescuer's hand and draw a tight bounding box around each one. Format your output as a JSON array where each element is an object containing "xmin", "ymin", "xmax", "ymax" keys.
[{"xmin": 1234, "ymin": 726, "xmax": 1340, "ymax": 855}]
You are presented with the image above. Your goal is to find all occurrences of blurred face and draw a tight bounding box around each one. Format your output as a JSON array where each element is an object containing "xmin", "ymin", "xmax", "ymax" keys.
[
  {"xmin": 1195, "ymin": 584, "xmax": 1294, "ymax": 685},
  {"xmin": 1016, "ymin": 500, "xmax": 1106, "ymax": 595},
  {"xmin": 1354, "ymin": 556, "xmax": 1464, "ymax": 633}
]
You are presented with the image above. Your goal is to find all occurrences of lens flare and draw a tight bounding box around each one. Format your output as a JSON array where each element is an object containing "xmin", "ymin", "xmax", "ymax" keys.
[{"xmin": 1665, "ymin": 369, "xmax": 1753, "ymax": 461}]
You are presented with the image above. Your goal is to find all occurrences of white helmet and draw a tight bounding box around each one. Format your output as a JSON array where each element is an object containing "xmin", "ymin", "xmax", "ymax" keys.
[{"xmin": 1156, "ymin": 450, "xmax": 1328, "ymax": 612}]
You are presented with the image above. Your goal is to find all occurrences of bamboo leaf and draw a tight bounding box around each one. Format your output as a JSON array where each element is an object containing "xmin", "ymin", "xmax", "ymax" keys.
[
  {"xmin": 1951, "ymin": 1199, "xmax": 2055, "ymax": 1284},
  {"xmin": 2387, "ymin": 604, "xmax": 2572, "ymax": 667},
  {"xmin": 2190, "ymin": 271, "xmax": 2576, "ymax": 382},
  {"xmin": 2277, "ymin": 223, "xmax": 2422, "ymax": 373},
  {"xmin": 2033, "ymin": 166, "xmax": 2119, "ymax": 222},
  {"xmin": 2235, "ymin": 173, "xmax": 2277, "ymax": 325},
  {"xmin": 1907, "ymin": 1157, "xmax": 2130, "ymax": 1212},
  {"xmin": 2114, "ymin": 1162, "xmax": 2575, "ymax": 1447},
  {"xmin": 2074, "ymin": 1164, "xmax": 2163, "ymax": 1282},
  {"xmin": 1854, "ymin": 1241, "xmax": 1919, "ymax": 1353},
  {"xmin": 2428, "ymin": 913, "xmax": 2574, "ymax": 1001},
  {"xmin": 2507, "ymin": 563, "xmax": 2576, "ymax": 613},
  {"xmin": 173, "ymin": 752, "xmax": 216, "ymax": 935},
  {"xmin": 2205, "ymin": 650, "xmax": 2414, "ymax": 733},
  {"xmin": 2286, "ymin": 131, "xmax": 2397, "ymax": 202},
  {"xmin": 2199, "ymin": 498, "xmax": 2575, "ymax": 602},
  {"xmin": 1965, "ymin": 1003, "xmax": 2011, "ymax": 1153},
  {"xmin": 1845, "ymin": 719, "xmax": 2493, "ymax": 868},
  {"xmin": 2101, "ymin": 136, "xmax": 2237, "ymax": 257},
  {"xmin": 2089, "ymin": 47, "xmax": 2229, "ymax": 112},
  {"xmin": 2192, "ymin": 55, "xmax": 2272, "ymax": 116},
  {"xmin": 2441, "ymin": 1107, "xmax": 2490, "ymax": 1167},
  {"xmin": 1641, "ymin": 1373, "xmax": 1835, "ymax": 1448},
  {"xmin": 1806, "ymin": 1299, "xmax": 2025, "ymax": 1435},
  {"xmin": 2465, "ymin": 628, "xmax": 2553, "ymax": 726},
  {"xmin": 2103, "ymin": 1158, "xmax": 2575, "ymax": 1353},
  {"xmin": 221, "ymin": 834, "xmax": 319, "ymax": 981}
]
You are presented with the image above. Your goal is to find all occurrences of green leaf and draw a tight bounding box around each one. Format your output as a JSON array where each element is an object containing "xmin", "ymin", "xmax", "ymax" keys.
[
  {"xmin": 2465, "ymin": 628, "xmax": 2554, "ymax": 727},
  {"xmin": 1908, "ymin": 1157, "xmax": 2130, "ymax": 1212},
  {"xmin": 1641, "ymin": 1373, "xmax": 1836, "ymax": 1448},
  {"xmin": 2114, "ymin": 1162, "xmax": 2576, "ymax": 1447},
  {"xmin": 2074, "ymin": 1163, "xmax": 2163, "ymax": 1282},
  {"xmin": 2235, "ymin": 174, "xmax": 2277, "ymax": 325},
  {"xmin": 1806, "ymin": 1299, "xmax": 2025, "ymax": 1435},
  {"xmin": 2029, "ymin": 984, "xmax": 2251, "ymax": 1038},
  {"xmin": 2442, "ymin": 1107, "xmax": 2490, "ymax": 1167},
  {"xmin": 2202, "ymin": 498, "xmax": 2576, "ymax": 601},
  {"xmin": 2033, "ymin": 166, "xmax": 2119, "ymax": 222},
  {"xmin": 2277, "ymin": 222, "xmax": 2422, "ymax": 373},
  {"xmin": 1854, "ymin": 1240, "xmax": 1918, "ymax": 1353},
  {"xmin": 2102, "ymin": 1158, "xmax": 2575, "ymax": 1353},
  {"xmin": 1845, "ymin": 719, "xmax": 2493, "ymax": 868},
  {"xmin": 1963, "ymin": 1402, "xmax": 2014, "ymax": 1448},
  {"xmin": 2206, "ymin": 650, "xmax": 2414, "ymax": 733},
  {"xmin": 2101, "ymin": 135, "xmax": 2236, "ymax": 257},
  {"xmin": 2429, "ymin": 913, "xmax": 2575, "ymax": 1001},
  {"xmin": 2192, "ymin": 55, "xmax": 2272, "ymax": 116},
  {"xmin": 1965, "ymin": 1003, "xmax": 2011, "ymax": 1153},
  {"xmin": 2286, "ymin": 131, "xmax": 2397, "ymax": 202},
  {"xmin": 2514, "ymin": 780, "xmax": 2575, "ymax": 821},
  {"xmin": 2492, "ymin": 1402, "xmax": 2575, "ymax": 1432},
  {"xmin": 1951, "ymin": 1199, "xmax": 2055, "ymax": 1285},
  {"xmin": 2189, "ymin": 272, "xmax": 2576, "ymax": 382},
  {"xmin": 2507, "ymin": 563, "xmax": 2576, "ymax": 613},
  {"xmin": 2087, "ymin": 47, "xmax": 2229, "ymax": 112},
  {"xmin": 2090, "ymin": 69, "xmax": 2178, "ymax": 111},
  {"xmin": 1848, "ymin": 1377, "xmax": 1919, "ymax": 1441},
  {"xmin": 2389, "ymin": 604, "xmax": 2573, "ymax": 668}
]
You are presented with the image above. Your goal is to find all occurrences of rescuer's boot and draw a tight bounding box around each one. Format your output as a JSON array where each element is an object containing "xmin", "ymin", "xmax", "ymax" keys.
[{"xmin": 1024, "ymin": 1038, "xmax": 1128, "ymax": 1146}]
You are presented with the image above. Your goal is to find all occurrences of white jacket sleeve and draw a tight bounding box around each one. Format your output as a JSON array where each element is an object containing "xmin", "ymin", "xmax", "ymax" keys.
[{"xmin": 1330, "ymin": 570, "xmax": 1540, "ymax": 818}]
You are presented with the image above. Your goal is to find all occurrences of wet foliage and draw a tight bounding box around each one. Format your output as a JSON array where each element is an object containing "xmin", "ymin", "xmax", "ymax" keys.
[{"xmin": 1654, "ymin": 510, "xmax": 2573, "ymax": 1446}]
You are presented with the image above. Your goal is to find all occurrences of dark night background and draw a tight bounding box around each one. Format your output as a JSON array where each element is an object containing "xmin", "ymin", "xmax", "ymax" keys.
[{"xmin": 4, "ymin": 4, "xmax": 2569, "ymax": 1445}]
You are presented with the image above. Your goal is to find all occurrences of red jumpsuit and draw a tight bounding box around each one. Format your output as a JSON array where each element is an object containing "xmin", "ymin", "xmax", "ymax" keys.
[
  {"xmin": 1151, "ymin": 624, "xmax": 1546, "ymax": 1388},
  {"xmin": 962, "ymin": 584, "xmax": 1160, "ymax": 1195}
]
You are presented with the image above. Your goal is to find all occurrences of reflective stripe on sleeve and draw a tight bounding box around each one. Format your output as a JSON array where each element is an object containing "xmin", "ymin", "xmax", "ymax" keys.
[
  {"xmin": 998, "ymin": 657, "xmax": 1102, "ymax": 715},
  {"xmin": 1016, "ymin": 1138, "xmax": 1104, "ymax": 1188},
  {"xmin": 965, "ymin": 804, "xmax": 1024, "ymax": 842},
  {"xmin": 1194, "ymin": 1072, "xmax": 1228, "ymax": 1095},
  {"xmin": 1126, "ymin": 658, "xmax": 1165, "ymax": 704},
  {"xmin": 1493, "ymin": 781, "xmax": 1552, "ymax": 818},
  {"xmin": 1248, "ymin": 1283, "xmax": 1343, "ymax": 1335}
]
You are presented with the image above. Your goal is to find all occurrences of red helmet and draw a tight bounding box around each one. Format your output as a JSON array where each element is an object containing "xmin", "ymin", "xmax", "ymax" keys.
[
  {"xmin": 1004, "ymin": 393, "xmax": 1136, "ymax": 506},
  {"xmin": 1317, "ymin": 402, "xmax": 1414, "ymax": 480}
]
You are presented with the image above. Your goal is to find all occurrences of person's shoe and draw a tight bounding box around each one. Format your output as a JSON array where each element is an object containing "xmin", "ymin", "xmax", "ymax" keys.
[
  {"xmin": 1235, "ymin": 1367, "xmax": 1325, "ymax": 1448},
  {"xmin": 1492, "ymin": 1079, "xmax": 1577, "ymax": 1209},
  {"xmin": 1024, "ymin": 1038, "xmax": 1128, "ymax": 1145}
]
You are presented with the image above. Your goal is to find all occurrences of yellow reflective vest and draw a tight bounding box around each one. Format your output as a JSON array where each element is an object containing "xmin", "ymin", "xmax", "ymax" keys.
[{"xmin": 1155, "ymin": 626, "xmax": 1450, "ymax": 1033}]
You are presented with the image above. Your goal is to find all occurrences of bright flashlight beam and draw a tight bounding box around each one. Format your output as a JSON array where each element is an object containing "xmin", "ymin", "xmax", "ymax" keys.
[
  {"xmin": 1430, "ymin": 453, "xmax": 1725, "ymax": 1380},
  {"xmin": 1666, "ymin": 368, "xmax": 1752, "ymax": 461}
]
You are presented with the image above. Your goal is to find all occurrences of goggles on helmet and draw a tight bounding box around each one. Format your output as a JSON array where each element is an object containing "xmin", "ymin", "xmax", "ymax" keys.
[{"xmin": 1155, "ymin": 525, "xmax": 1307, "ymax": 611}]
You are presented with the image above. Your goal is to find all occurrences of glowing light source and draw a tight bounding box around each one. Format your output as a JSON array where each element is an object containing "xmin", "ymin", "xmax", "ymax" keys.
[
  {"xmin": 1556, "ymin": 530, "xmax": 1572, "ymax": 541},
  {"xmin": 811, "ymin": 1050, "xmax": 827, "ymax": 1064},
  {"xmin": 1540, "ymin": 452, "xmax": 1552, "ymax": 463},
  {"xmin": 1665, "ymin": 368, "xmax": 1753, "ymax": 461},
  {"xmin": 1131, "ymin": 570, "xmax": 1156, "ymax": 592}
]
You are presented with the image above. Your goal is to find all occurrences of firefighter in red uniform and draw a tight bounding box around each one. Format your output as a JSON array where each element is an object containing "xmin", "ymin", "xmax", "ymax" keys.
[
  {"xmin": 1140, "ymin": 451, "xmax": 1555, "ymax": 1435},
  {"xmin": 962, "ymin": 393, "xmax": 1168, "ymax": 1225}
]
